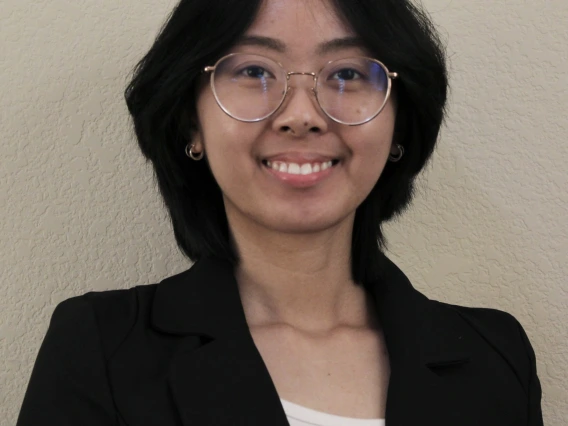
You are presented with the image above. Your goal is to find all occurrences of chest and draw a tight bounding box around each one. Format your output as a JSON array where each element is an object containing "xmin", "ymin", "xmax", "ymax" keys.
[{"xmin": 250, "ymin": 326, "xmax": 390, "ymax": 419}]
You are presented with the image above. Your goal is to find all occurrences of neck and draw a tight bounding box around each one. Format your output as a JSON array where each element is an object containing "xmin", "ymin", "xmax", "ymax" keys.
[{"xmin": 228, "ymin": 212, "xmax": 377, "ymax": 333}]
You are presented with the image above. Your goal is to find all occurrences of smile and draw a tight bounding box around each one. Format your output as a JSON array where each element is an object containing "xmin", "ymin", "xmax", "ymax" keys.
[
  {"xmin": 261, "ymin": 159, "xmax": 341, "ymax": 188},
  {"xmin": 261, "ymin": 159, "xmax": 340, "ymax": 176}
]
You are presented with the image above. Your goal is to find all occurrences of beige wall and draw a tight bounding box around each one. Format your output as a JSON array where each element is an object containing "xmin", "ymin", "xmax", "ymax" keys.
[{"xmin": 1, "ymin": 0, "xmax": 566, "ymax": 424}]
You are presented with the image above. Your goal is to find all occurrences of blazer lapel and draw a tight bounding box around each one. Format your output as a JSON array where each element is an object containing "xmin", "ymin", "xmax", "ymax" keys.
[
  {"xmin": 152, "ymin": 256, "xmax": 289, "ymax": 426},
  {"xmin": 371, "ymin": 254, "xmax": 472, "ymax": 424},
  {"xmin": 152, "ymin": 254, "xmax": 474, "ymax": 425}
]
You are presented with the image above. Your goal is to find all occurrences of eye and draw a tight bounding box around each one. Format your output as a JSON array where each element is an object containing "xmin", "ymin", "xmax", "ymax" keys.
[
  {"xmin": 237, "ymin": 65, "xmax": 274, "ymax": 79},
  {"xmin": 330, "ymin": 68, "xmax": 364, "ymax": 81}
]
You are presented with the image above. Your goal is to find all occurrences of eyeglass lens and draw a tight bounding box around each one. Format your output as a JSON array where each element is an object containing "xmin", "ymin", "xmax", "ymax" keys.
[{"xmin": 211, "ymin": 54, "xmax": 389, "ymax": 125}]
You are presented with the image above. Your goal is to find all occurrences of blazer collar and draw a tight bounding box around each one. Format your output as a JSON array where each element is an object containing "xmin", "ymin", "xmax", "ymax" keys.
[
  {"xmin": 372, "ymin": 253, "xmax": 470, "ymax": 368},
  {"xmin": 150, "ymin": 253, "xmax": 471, "ymax": 425},
  {"xmin": 152, "ymin": 255, "xmax": 249, "ymax": 339},
  {"xmin": 152, "ymin": 253, "xmax": 470, "ymax": 365}
]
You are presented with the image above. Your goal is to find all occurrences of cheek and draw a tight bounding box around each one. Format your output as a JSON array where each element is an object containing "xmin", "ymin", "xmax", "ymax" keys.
[
  {"xmin": 355, "ymin": 139, "xmax": 391, "ymax": 196},
  {"xmin": 197, "ymin": 92, "xmax": 238, "ymax": 156},
  {"xmin": 196, "ymin": 92, "xmax": 262, "ymax": 186},
  {"xmin": 340, "ymin": 112, "xmax": 396, "ymax": 178}
]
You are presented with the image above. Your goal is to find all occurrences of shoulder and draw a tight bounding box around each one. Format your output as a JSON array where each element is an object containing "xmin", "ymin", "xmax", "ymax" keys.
[
  {"xmin": 20, "ymin": 286, "xmax": 163, "ymax": 424},
  {"xmin": 436, "ymin": 301, "xmax": 532, "ymax": 351},
  {"xmin": 50, "ymin": 284, "xmax": 158, "ymax": 360},
  {"xmin": 437, "ymin": 301, "xmax": 523, "ymax": 338}
]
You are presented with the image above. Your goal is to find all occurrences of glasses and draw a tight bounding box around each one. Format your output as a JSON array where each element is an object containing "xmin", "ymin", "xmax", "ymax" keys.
[{"xmin": 203, "ymin": 53, "xmax": 398, "ymax": 126}]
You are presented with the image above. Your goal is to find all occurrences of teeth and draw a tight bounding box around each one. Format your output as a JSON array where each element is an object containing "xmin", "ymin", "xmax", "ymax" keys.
[
  {"xmin": 288, "ymin": 163, "xmax": 301, "ymax": 174},
  {"xmin": 265, "ymin": 160, "xmax": 334, "ymax": 175},
  {"xmin": 300, "ymin": 164, "xmax": 312, "ymax": 175}
]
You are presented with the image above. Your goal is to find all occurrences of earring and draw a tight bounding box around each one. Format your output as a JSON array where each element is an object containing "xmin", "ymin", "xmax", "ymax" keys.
[
  {"xmin": 388, "ymin": 144, "xmax": 404, "ymax": 162},
  {"xmin": 185, "ymin": 143, "xmax": 204, "ymax": 161}
]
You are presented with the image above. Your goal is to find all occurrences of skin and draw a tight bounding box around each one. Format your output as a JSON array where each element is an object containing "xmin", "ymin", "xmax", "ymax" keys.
[{"xmin": 191, "ymin": 0, "xmax": 395, "ymax": 418}]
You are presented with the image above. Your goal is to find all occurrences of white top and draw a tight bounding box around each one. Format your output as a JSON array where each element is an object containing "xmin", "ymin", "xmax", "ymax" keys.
[{"xmin": 281, "ymin": 399, "xmax": 386, "ymax": 426}]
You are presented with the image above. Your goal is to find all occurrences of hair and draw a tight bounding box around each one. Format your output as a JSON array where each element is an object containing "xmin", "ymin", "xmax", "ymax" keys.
[{"xmin": 124, "ymin": 0, "xmax": 448, "ymax": 286}]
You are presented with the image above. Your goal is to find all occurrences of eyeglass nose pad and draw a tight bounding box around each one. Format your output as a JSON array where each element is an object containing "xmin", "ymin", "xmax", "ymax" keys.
[
  {"xmin": 279, "ymin": 84, "xmax": 322, "ymax": 119},
  {"xmin": 283, "ymin": 85, "xmax": 317, "ymax": 97},
  {"xmin": 280, "ymin": 85, "xmax": 323, "ymax": 120}
]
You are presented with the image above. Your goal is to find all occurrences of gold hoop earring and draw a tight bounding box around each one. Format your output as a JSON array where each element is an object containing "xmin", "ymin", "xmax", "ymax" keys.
[
  {"xmin": 388, "ymin": 144, "xmax": 404, "ymax": 162},
  {"xmin": 185, "ymin": 143, "xmax": 204, "ymax": 161}
]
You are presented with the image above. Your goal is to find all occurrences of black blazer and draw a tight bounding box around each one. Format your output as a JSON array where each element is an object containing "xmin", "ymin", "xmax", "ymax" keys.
[{"xmin": 17, "ymin": 254, "xmax": 544, "ymax": 426}]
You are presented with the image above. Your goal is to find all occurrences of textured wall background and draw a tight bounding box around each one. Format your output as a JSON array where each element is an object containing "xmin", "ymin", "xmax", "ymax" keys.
[{"xmin": 1, "ymin": 0, "xmax": 566, "ymax": 424}]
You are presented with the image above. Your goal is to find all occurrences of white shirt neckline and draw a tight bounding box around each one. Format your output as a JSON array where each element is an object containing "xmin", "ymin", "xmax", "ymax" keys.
[{"xmin": 280, "ymin": 399, "xmax": 386, "ymax": 426}]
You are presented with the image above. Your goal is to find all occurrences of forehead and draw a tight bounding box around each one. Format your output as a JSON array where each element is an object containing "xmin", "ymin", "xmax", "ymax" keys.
[{"xmin": 237, "ymin": 0, "xmax": 368, "ymax": 58}]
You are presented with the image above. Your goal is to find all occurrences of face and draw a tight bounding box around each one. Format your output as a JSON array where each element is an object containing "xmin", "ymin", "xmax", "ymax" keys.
[{"xmin": 193, "ymin": 0, "xmax": 397, "ymax": 237}]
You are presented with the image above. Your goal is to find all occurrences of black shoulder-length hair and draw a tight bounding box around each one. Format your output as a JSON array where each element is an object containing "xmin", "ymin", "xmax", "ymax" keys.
[{"xmin": 124, "ymin": 0, "xmax": 448, "ymax": 286}]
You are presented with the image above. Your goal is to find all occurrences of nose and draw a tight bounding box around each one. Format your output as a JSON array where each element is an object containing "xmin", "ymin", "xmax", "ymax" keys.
[{"xmin": 271, "ymin": 74, "xmax": 329, "ymax": 137}]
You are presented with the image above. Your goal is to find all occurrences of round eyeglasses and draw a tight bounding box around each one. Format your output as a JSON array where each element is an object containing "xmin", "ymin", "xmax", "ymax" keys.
[{"xmin": 203, "ymin": 53, "xmax": 398, "ymax": 126}]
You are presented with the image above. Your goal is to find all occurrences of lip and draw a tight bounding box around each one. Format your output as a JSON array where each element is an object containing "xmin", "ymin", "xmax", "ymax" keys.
[{"xmin": 261, "ymin": 160, "xmax": 340, "ymax": 188}]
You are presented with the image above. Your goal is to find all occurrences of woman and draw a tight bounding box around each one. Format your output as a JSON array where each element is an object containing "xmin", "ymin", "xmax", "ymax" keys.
[{"xmin": 17, "ymin": 0, "xmax": 543, "ymax": 425}]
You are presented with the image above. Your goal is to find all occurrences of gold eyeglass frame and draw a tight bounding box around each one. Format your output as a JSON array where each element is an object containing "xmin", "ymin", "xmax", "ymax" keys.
[{"xmin": 203, "ymin": 52, "xmax": 398, "ymax": 126}]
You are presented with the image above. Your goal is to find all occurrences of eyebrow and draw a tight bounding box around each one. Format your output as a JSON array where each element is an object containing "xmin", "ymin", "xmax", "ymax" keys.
[{"xmin": 234, "ymin": 35, "xmax": 367, "ymax": 56}]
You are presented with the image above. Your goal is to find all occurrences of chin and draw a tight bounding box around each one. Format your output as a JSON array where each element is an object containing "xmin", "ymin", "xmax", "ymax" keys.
[{"xmin": 260, "ymin": 211, "xmax": 347, "ymax": 235}]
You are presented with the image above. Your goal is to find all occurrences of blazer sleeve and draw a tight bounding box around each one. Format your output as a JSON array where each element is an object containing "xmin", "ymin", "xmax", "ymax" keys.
[
  {"xmin": 516, "ymin": 319, "xmax": 544, "ymax": 426},
  {"xmin": 17, "ymin": 296, "xmax": 117, "ymax": 426}
]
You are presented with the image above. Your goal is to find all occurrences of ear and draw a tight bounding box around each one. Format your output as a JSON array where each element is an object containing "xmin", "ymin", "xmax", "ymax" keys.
[
  {"xmin": 390, "ymin": 105, "xmax": 407, "ymax": 154},
  {"xmin": 191, "ymin": 131, "xmax": 204, "ymax": 154},
  {"xmin": 180, "ymin": 109, "xmax": 204, "ymax": 152},
  {"xmin": 389, "ymin": 143, "xmax": 399, "ymax": 155}
]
